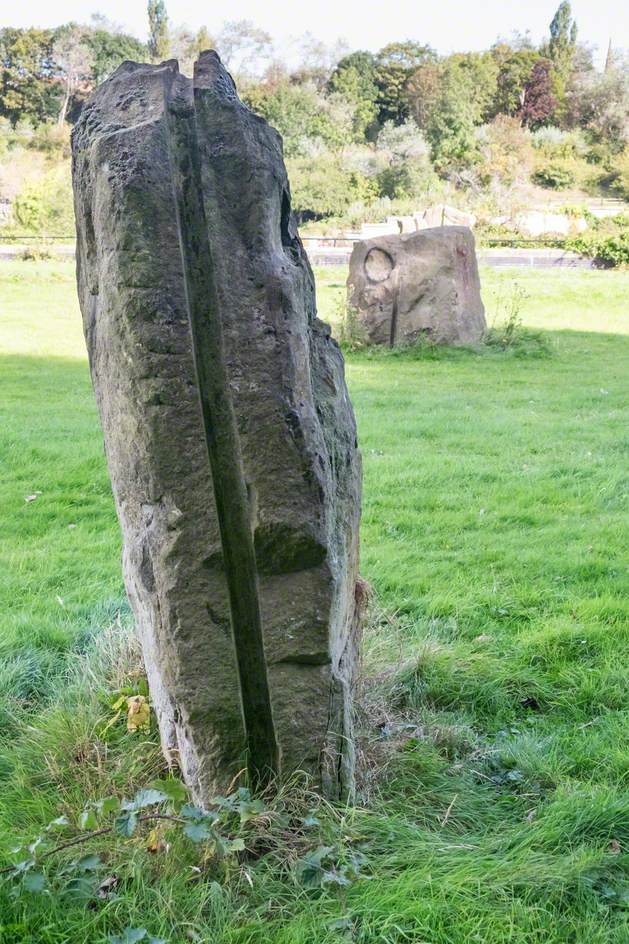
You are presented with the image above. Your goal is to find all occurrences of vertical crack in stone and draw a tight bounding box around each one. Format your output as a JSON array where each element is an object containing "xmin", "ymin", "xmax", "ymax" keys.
[
  {"xmin": 164, "ymin": 72, "xmax": 279, "ymax": 788},
  {"xmin": 388, "ymin": 266, "xmax": 400, "ymax": 349},
  {"xmin": 389, "ymin": 293, "xmax": 398, "ymax": 348}
]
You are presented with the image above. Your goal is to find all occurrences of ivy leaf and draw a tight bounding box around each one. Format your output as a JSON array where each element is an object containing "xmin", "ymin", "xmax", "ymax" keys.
[
  {"xmin": 296, "ymin": 865, "xmax": 324, "ymax": 888},
  {"xmin": 75, "ymin": 853, "xmax": 102, "ymax": 873},
  {"xmin": 23, "ymin": 872, "xmax": 46, "ymax": 893},
  {"xmin": 224, "ymin": 837, "xmax": 245, "ymax": 853},
  {"xmin": 96, "ymin": 796, "xmax": 121, "ymax": 817},
  {"xmin": 79, "ymin": 809, "xmax": 98, "ymax": 830},
  {"xmin": 150, "ymin": 778, "xmax": 188, "ymax": 810},
  {"xmin": 114, "ymin": 812, "xmax": 139, "ymax": 838},
  {"xmin": 239, "ymin": 798, "xmax": 266, "ymax": 823},
  {"xmin": 295, "ymin": 846, "xmax": 335, "ymax": 888},
  {"xmin": 183, "ymin": 821, "xmax": 212, "ymax": 843},
  {"xmin": 304, "ymin": 846, "xmax": 335, "ymax": 867},
  {"xmin": 109, "ymin": 929, "xmax": 148, "ymax": 944},
  {"xmin": 180, "ymin": 804, "xmax": 207, "ymax": 821},
  {"xmin": 322, "ymin": 868, "xmax": 352, "ymax": 887},
  {"xmin": 214, "ymin": 793, "xmax": 239, "ymax": 812},
  {"xmin": 65, "ymin": 875, "xmax": 98, "ymax": 900},
  {"xmin": 125, "ymin": 789, "xmax": 168, "ymax": 811}
]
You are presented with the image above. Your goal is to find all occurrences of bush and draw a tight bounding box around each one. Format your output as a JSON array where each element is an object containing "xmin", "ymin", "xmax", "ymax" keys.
[
  {"xmin": 567, "ymin": 230, "xmax": 629, "ymax": 267},
  {"xmin": 531, "ymin": 162, "xmax": 575, "ymax": 189},
  {"xmin": 13, "ymin": 164, "xmax": 73, "ymax": 232},
  {"xmin": 375, "ymin": 158, "xmax": 437, "ymax": 200},
  {"xmin": 530, "ymin": 126, "xmax": 587, "ymax": 159},
  {"xmin": 27, "ymin": 123, "xmax": 71, "ymax": 158},
  {"xmin": 478, "ymin": 116, "xmax": 533, "ymax": 186},
  {"xmin": 376, "ymin": 119, "xmax": 429, "ymax": 160},
  {"xmin": 19, "ymin": 245, "xmax": 54, "ymax": 261},
  {"xmin": 246, "ymin": 82, "xmax": 353, "ymax": 158},
  {"xmin": 286, "ymin": 155, "xmax": 376, "ymax": 221},
  {"xmin": 609, "ymin": 148, "xmax": 629, "ymax": 201}
]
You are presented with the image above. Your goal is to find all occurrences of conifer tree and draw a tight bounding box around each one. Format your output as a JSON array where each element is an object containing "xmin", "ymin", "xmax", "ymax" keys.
[{"xmin": 147, "ymin": 0, "xmax": 170, "ymax": 62}]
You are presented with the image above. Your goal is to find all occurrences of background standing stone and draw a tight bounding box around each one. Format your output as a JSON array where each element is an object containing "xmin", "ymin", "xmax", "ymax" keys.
[{"xmin": 348, "ymin": 226, "xmax": 487, "ymax": 347}]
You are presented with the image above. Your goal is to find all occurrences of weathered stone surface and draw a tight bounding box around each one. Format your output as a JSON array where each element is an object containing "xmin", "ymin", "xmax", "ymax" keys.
[
  {"xmin": 72, "ymin": 52, "xmax": 361, "ymax": 802},
  {"xmin": 348, "ymin": 226, "xmax": 486, "ymax": 347}
]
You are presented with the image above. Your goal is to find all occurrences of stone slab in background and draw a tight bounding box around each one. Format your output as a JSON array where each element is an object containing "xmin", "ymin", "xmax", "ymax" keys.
[{"xmin": 348, "ymin": 226, "xmax": 487, "ymax": 347}]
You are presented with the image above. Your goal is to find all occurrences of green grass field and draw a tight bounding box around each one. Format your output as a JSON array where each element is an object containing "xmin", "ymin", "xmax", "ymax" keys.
[{"xmin": 2, "ymin": 259, "xmax": 629, "ymax": 943}]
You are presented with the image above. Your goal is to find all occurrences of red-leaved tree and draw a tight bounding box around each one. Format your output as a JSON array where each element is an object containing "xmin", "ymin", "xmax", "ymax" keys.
[{"xmin": 519, "ymin": 58, "xmax": 557, "ymax": 128}]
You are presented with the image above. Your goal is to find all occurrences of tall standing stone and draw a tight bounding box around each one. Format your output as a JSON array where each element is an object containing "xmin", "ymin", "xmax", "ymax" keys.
[{"xmin": 72, "ymin": 52, "xmax": 361, "ymax": 802}]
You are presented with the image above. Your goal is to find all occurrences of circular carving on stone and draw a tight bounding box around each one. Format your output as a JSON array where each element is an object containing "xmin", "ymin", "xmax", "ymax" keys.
[{"xmin": 364, "ymin": 247, "xmax": 394, "ymax": 283}]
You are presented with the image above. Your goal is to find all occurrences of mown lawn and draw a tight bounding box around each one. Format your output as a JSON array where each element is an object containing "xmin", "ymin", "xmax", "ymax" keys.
[{"xmin": 1, "ymin": 259, "xmax": 629, "ymax": 943}]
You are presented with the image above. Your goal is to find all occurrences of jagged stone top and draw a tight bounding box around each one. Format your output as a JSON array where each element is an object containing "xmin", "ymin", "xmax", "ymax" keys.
[
  {"xmin": 74, "ymin": 52, "xmax": 251, "ymax": 135},
  {"xmin": 194, "ymin": 50, "xmax": 239, "ymax": 99}
]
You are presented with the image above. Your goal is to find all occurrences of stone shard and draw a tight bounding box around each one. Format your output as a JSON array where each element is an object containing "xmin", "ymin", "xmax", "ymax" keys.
[
  {"xmin": 72, "ymin": 51, "xmax": 361, "ymax": 803},
  {"xmin": 348, "ymin": 226, "xmax": 487, "ymax": 347}
]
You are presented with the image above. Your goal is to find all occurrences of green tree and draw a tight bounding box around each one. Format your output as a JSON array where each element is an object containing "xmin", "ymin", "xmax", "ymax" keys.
[
  {"xmin": 327, "ymin": 50, "xmax": 379, "ymax": 141},
  {"xmin": 545, "ymin": 0, "xmax": 577, "ymax": 110},
  {"xmin": 216, "ymin": 20, "xmax": 273, "ymax": 78},
  {"xmin": 170, "ymin": 25, "xmax": 215, "ymax": 75},
  {"xmin": 52, "ymin": 25, "xmax": 94, "ymax": 125},
  {"xmin": 0, "ymin": 28, "xmax": 58, "ymax": 126},
  {"xmin": 286, "ymin": 154, "xmax": 374, "ymax": 220},
  {"xmin": 443, "ymin": 52, "xmax": 498, "ymax": 123},
  {"xmin": 13, "ymin": 163, "xmax": 74, "ymax": 232},
  {"xmin": 374, "ymin": 41, "xmax": 436, "ymax": 125},
  {"xmin": 406, "ymin": 62, "xmax": 443, "ymax": 129},
  {"xmin": 147, "ymin": 0, "xmax": 170, "ymax": 62},
  {"xmin": 195, "ymin": 27, "xmax": 213, "ymax": 55},
  {"xmin": 291, "ymin": 34, "xmax": 349, "ymax": 88},
  {"xmin": 490, "ymin": 44, "xmax": 540, "ymax": 118},
  {"xmin": 87, "ymin": 29, "xmax": 147, "ymax": 84},
  {"xmin": 375, "ymin": 119, "xmax": 435, "ymax": 199},
  {"xmin": 479, "ymin": 115, "xmax": 533, "ymax": 186},
  {"xmin": 567, "ymin": 64, "xmax": 629, "ymax": 151},
  {"xmin": 245, "ymin": 81, "xmax": 351, "ymax": 157},
  {"xmin": 548, "ymin": 1, "xmax": 577, "ymax": 65},
  {"xmin": 409, "ymin": 54, "xmax": 497, "ymax": 133},
  {"xmin": 425, "ymin": 67, "xmax": 481, "ymax": 174}
]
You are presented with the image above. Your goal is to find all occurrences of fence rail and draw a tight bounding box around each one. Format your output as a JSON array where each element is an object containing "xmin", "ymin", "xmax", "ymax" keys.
[
  {"xmin": 0, "ymin": 234, "xmax": 573, "ymax": 249},
  {"xmin": 0, "ymin": 235, "xmax": 75, "ymax": 242},
  {"xmin": 300, "ymin": 235, "xmax": 570, "ymax": 249}
]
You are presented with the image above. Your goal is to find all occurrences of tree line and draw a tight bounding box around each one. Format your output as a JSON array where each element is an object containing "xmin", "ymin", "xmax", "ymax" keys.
[{"xmin": 1, "ymin": 1, "xmax": 628, "ymax": 227}]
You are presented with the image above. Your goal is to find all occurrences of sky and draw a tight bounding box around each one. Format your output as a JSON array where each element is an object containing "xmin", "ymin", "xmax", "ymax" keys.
[{"xmin": 6, "ymin": 0, "xmax": 627, "ymax": 69}]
